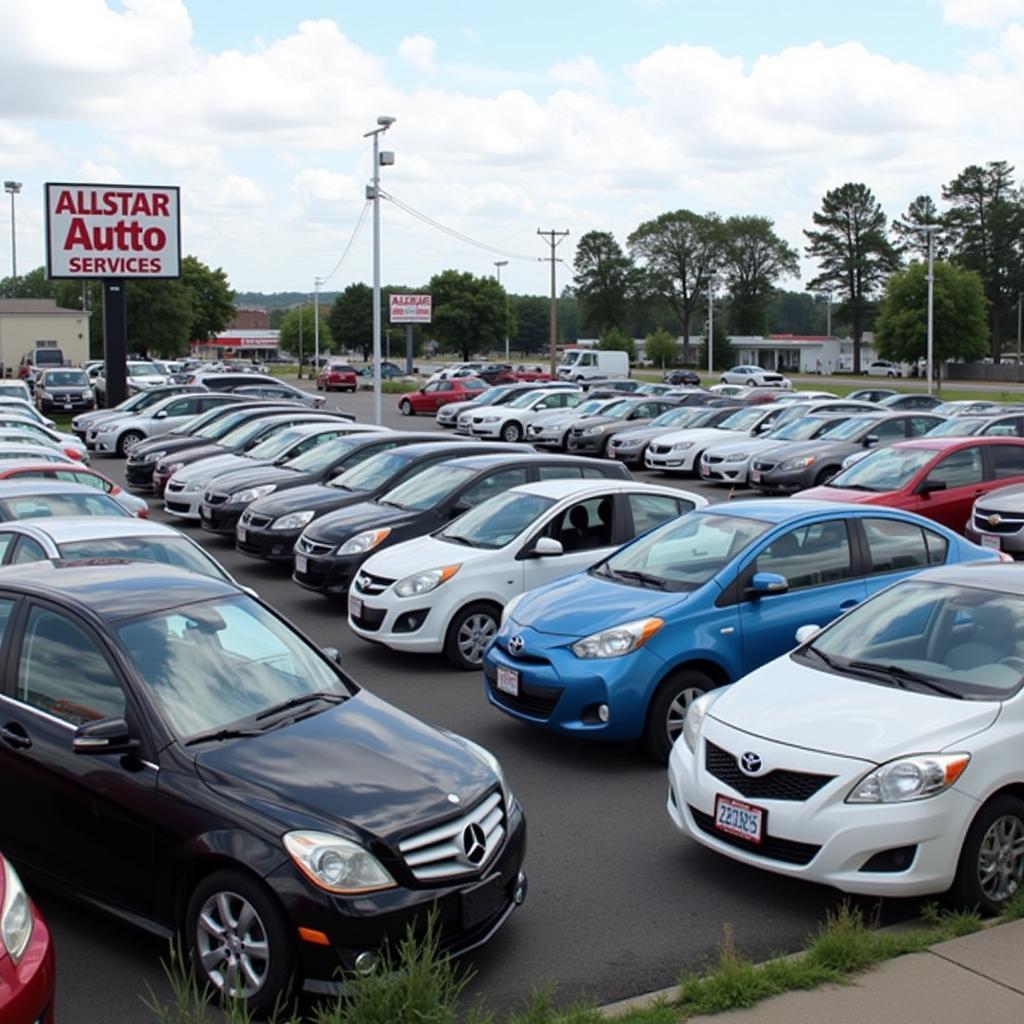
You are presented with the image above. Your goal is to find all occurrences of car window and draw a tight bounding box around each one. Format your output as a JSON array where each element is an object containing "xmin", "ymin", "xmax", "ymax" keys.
[
  {"xmin": 0, "ymin": 493, "xmax": 126, "ymax": 520},
  {"xmin": 459, "ymin": 468, "xmax": 529, "ymax": 507},
  {"xmin": 628, "ymin": 493, "xmax": 688, "ymax": 535},
  {"xmin": 423, "ymin": 383, "xmax": 440, "ymax": 393},
  {"xmin": 0, "ymin": 535, "xmax": 13, "ymax": 562},
  {"xmin": 753, "ymin": 521, "xmax": 853, "ymax": 590},
  {"xmin": 537, "ymin": 465, "xmax": 582, "ymax": 479},
  {"xmin": 62, "ymin": 471, "xmax": 107, "ymax": 490},
  {"xmin": 909, "ymin": 417, "xmax": 939, "ymax": 436},
  {"xmin": 872, "ymin": 418, "xmax": 908, "ymax": 440},
  {"xmin": 16, "ymin": 607, "xmax": 125, "ymax": 725},
  {"xmin": 927, "ymin": 447, "xmax": 984, "ymax": 488},
  {"xmin": 861, "ymin": 517, "xmax": 938, "ymax": 574},
  {"xmin": 164, "ymin": 398, "xmax": 196, "ymax": 416},
  {"xmin": 987, "ymin": 444, "xmax": 1024, "ymax": 480},
  {"xmin": 549, "ymin": 496, "xmax": 615, "ymax": 551},
  {"xmin": 10, "ymin": 537, "xmax": 48, "ymax": 564}
]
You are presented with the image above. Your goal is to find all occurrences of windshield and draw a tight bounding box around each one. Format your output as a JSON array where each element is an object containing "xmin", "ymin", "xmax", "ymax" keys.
[
  {"xmin": 766, "ymin": 416, "xmax": 841, "ymax": 441},
  {"xmin": 218, "ymin": 418, "xmax": 288, "ymax": 450},
  {"xmin": 826, "ymin": 446, "xmax": 935, "ymax": 491},
  {"xmin": 934, "ymin": 401, "xmax": 994, "ymax": 416},
  {"xmin": 248, "ymin": 427, "xmax": 329, "ymax": 461},
  {"xmin": 718, "ymin": 407, "xmax": 768, "ymax": 432},
  {"xmin": 43, "ymin": 371, "xmax": 88, "ymax": 387},
  {"xmin": 816, "ymin": 415, "xmax": 882, "ymax": 441},
  {"xmin": 440, "ymin": 491, "xmax": 556, "ymax": 549},
  {"xmin": 284, "ymin": 436, "xmax": 362, "ymax": 472},
  {"xmin": 193, "ymin": 409, "xmax": 261, "ymax": 440},
  {"xmin": 573, "ymin": 399, "xmax": 613, "ymax": 417},
  {"xmin": 650, "ymin": 407, "xmax": 701, "ymax": 428},
  {"xmin": 117, "ymin": 596, "xmax": 351, "ymax": 738},
  {"xmin": 382, "ymin": 464, "xmax": 476, "ymax": 510},
  {"xmin": 128, "ymin": 364, "xmax": 161, "ymax": 377},
  {"xmin": 329, "ymin": 450, "xmax": 413, "ymax": 492},
  {"xmin": 508, "ymin": 390, "xmax": 543, "ymax": 409},
  {"xmin": 60, "ymin": 536, "xmax": 230, "ymax": 581},
  {"xmin": 595, "ymin": 511, "xmax": 771, "ymax": 592},
  {"xmin": 1, "ymin": 423, "xmax": 51, "ymax": 442},
  {"xmin": 799, "ymin": 580, "xmax": 1024, "ymax": 700},
  {"xmin": 601, "ymin": 400, "xmax": 633, "ymax": 418},
  {"xmin": 686, "ymin": 408, "xmax": 728, "ymax": 428},
  {"xmin": 0, "ymin": 492, "xmax": 129, "ymax": 520},
  {"xmin": 927, "ymin": 418, "xmax": 984, "ymax": 437}
]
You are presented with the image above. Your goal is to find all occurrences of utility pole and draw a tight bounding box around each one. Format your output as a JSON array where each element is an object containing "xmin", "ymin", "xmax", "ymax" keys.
[
  {"xmin": 297, "ymin": 299, "xmax": 304, "ymax": 379},
  {"xmin": 313, "ymin": 276, "xmax": 323, "ymax": 381},
  {"xmin": 494, "ymin": 260, "xmax": 509, "ymax": 362},
  {"xmin": 537, "ymin": 229, "xmax": 568, "ymax": 377},
  {"xmin": 707, "ymin": 277, "xmax": 715, "ymax": 377},
  {"xmin": 1017, "ymin": 292, "xmax": 1022, "ymax": 385}
]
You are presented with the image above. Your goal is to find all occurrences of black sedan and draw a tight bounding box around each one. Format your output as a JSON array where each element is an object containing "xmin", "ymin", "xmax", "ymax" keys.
[
  {"xmin": 196, "ymin": 432, "xmax": 434, "ymax": 536},
  {"xmin": 662, "ymin": 369, "xmax": 700, "ymax": 386},
  {"xmin": 0, "ymin": 561, "xmax": 526, "ymax": 1015},
  {"xmin": 236, "ymin": 441, "xmax": 530, "ymax": 563},
  {"xmin": 292, "ymin": 452, "xmax": 631, "ymax": 597}
]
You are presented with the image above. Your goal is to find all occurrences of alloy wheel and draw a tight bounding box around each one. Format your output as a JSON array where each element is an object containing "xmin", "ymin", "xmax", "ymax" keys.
[
  {"xmin": 456, "ymin": 612, "xmax": 497, "ymax": 666},
  {"xmin": 665, "ymin": 686, "xmax": 707, "ymax": 744},
  {"xmin": 195, "ymin": 889, "xmax": 271, "ymax": 999},
  {"xmin": 977, "ymin": 815, "xmax": 1024, "ymax": 903}
]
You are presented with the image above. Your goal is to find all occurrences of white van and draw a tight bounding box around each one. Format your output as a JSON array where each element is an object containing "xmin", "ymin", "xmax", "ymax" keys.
[{"xmin": 557, "ymin": 348, "xmax": 630, "ymax": 382}]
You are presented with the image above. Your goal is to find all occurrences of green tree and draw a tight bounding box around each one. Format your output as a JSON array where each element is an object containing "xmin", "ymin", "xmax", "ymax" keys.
[
  {"xmin": 0, "ymin": 266, "xmax": 53, "ymax": 298},
  {"xmin": 697, "ymin": 315, "xmax": 733, "ymax": 372},
  {"xmin": 597, "ymin": 326, "xmax": 636, "ymax": 362},
  {"xmin": 720, "ymin": 216, "xmax": 799, "ymax": 335},
  {"xmin": 125, "ymin": 279, "xmax": 194, "ymax": 357},
  {"xmin": 644, "ymin": 328, "xmax": 678, "ymax": 368},
  {"xmin": 804, "ymin": 182, "xmax": 900, "ymax": 373},
  {"xmin": 328, "ymin": 283, "xmax": 374, "ymax": 360},
  {"xmin": 509, "ymin": 295, "xmax": 549, "ymax": 354},
  {"xmin": 278, "ymin": 304, "xmax": 322, "ymax": 359},
  {"xmin": 874, "ymin": 261, "xmax": 988, "ymax": 382},
  {"xmin": 428, "ymin": 270, "xmax": 506, "ymax": 361},
  {"xmin": 892, "ymin": 195, "xmax": 947, "ymax": 261},
  {"xmin": 628, "ymin": 210, "xmax": 722, "ymax": 344},
  {"xmin": 572, "ymin": 230, "xmax": 634, "ymax": 334},
  {"xmin": 942, "ymin": 161, "xmax": 1024, "ymax": 360},
  {"xmin": 181, "ymin": 256, "xmax": 235, "ymax": 342}
]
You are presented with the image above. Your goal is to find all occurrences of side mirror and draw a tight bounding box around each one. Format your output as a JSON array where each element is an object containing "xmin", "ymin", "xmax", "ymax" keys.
[
  {"xmin": 916, "ymin": 478, "xmax": 947, "ymax": 496},
  {"xmin": 154, "ymin": 410, "xmax": 168, "ymax": 419},
  {"xmin": 449, "ymin": 502, "xmax": 471, "ymax": 518},
  {"xmin": 72, "ymin": 718, "xmax": 138, "ymax": 756},
  {"xmin": 862, "ymin": 434, "xmax": 878, "ymax": 447},
  {"xmin": 531, "ymin": 536, "xmax": 564, "ymax": 557},
  {"xmin": 795, "ymin": 624, "xmax": 821, "ymax": 645},
  {"xmin": 322, "ymin": 646, "xmax": 342, "ymax": 665},
  {"xmin": 746, "ymin": 571, "xmax": 788, "ymax": 598}
]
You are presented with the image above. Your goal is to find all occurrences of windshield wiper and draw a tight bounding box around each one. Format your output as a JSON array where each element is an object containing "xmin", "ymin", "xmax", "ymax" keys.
[
  {"xmin": 255, "ymin": 690, "xmax": 348, "ymax": 721},
  {"xmin": 441, "ymin": 534, "xmax": 479, "ymax": 547},
  {"xmin": 184, "ymin": 726, "xmax": 264, "ymax": 747},
  {"xmin": 829, "ymin": 483, "xmax": 881, "ymax": 491},
  {"xmin": 378, "ymin": 499, "xmax": 406, "ymax": 509},
  {"xmin": 847, "ymin": 660, "xmax": 964, "ymax": 699},
  {"xmin": 802, "ymin": 644, "xmax": 843, "ymax": 671},
  {"xmin": 611, "ymin": 569, "xmax": 669, "ymax": 589}
]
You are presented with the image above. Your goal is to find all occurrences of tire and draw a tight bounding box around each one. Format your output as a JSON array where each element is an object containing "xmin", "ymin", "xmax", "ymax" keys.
[
  {"xmin": 949, "ymin": 795, "xmax": 1024, "ymax": 916},
  {"xmin": 444, "ymin": 602, "xmax": 501, "ymax": 670},
  {"xmin": 501, "ymin": 421, "xmax": 523, "ymax": 443},
  {"xmin": 887, "ymin": 371, "xmax": 895, "ymax": 378},
  {"xmin": 720, "ymin": 377, "xmax": 728, "ymax": 384},
  {"xmin": 813, "ymin": 466, "xmax": 835, "ymax": 486},
  {"xmin": 117, "ymin": 429, "xmax": 145, "ymax": 456},
  {"xmin": 185, "ymin": 869, "xmax": 295, "ymax": 1017},
  {"xmin": 399, "ymin": 398, "xmax": 414, "ymax": 416},
  {"xmin": 643, "ymin": 668, "xmax": 713, "ymax": 762}
]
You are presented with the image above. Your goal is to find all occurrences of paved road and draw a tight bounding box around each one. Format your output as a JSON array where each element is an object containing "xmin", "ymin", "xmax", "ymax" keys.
[{"xmin": 40, "ymin": 385, "xmax": 923, "ymax": 1021}]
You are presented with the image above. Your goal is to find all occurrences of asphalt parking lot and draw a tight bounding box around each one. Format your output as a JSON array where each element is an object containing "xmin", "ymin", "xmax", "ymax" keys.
[{"xmin": 41, "ymin": 382, "xmax": 924, "ymax": 1021}]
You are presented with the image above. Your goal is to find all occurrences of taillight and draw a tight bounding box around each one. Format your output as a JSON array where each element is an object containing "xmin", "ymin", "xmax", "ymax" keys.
[
  {"xmin": 66, "ymin": 448, "xmax": 84, "ymax": 461},
  {"xmin": 137, "ymin": 507, "xmax": 149, "ymax": 518}
]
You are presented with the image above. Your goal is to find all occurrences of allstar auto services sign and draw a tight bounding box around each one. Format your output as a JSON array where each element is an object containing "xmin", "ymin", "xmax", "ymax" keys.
[
  {"xmin": 389, "ymin": 294, "xmax": 432, "ymax": 323},
  {"xmin": 45, "ymin": 182, "xmax": 181, "ymax": 279}
]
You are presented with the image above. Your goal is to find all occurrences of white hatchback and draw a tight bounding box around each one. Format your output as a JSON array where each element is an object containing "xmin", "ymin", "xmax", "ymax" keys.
[
  {"xmin": 348, "ymin": 478, "xmax": 707, "ymax": 669},
  {"xmin": 669, "ymin": 563, "xmax": 1024, "ymax": 913}
]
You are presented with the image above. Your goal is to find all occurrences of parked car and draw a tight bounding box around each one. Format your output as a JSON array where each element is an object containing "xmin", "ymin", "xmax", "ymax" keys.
[
  {"xmin": 878, "ymin": 393, "xmax": 944, "ymax": 412},
  {"xmin": 485, "ymin": 501, "xmax": 1000, "ymax": 760},
  {"xmin": 0, "ymin": 380, "xmax": 32, "ymax": 402},
  {"xmin": 437, "ymin": 382, "xmax": 550, "ymax": 430},
  {"xmin": 293, "ymin": 452, "xmax": 631, "ymax": 598},
  {"xmin": 34, "ymin": 367, "xmax": 95, "ymax": 413},
  {"xmin": 237, "ymin": 441, "xmax": 528, "ymax": 564},
  {"xmin": 606, "ymin": 405, "xmax": 733, "ymax": 467},
  {"xmin": 927, "ymin": 413, "xmax": 1024, "ymax": 439},
  {"xmin": 965, "ymin": 482, "xmax": 1024, "ymax": 557},
  {"xmin": 584, "ymin": 379, "xmax": 645, "ymax": 397},
  {"xmin": 317, "ymin": 362, "xmax": 358, "ymax": 392},
  {"xmin": 0, "ymin": 461, "xmax": 148, "ymax": 516},
  {"xmin": 933, "ymin": 400, "xmax": 1007, "ymax": 417},
  {"xmin": 557, "ymin": 349, "xmax": 629, "ymax": 382},
  {"xmin": 0, "ymin": 398, "xmax": 57, "ymax": 430},
  {"xmin": 398, "ymin": 377, "xmax": 488, "ymax": 415},
  {"xmin": 0, "ymin": 848, "xmax": 55, "ymax": 1024},
  {"xmin": 797, "ymin": 437, "xmax": 1024, "ymax": 531},
  {"xmin": 663, "ymin": 369, "xmax": 701, "ymax": 386},
  {"xmin": 720, "ymin": 366, "xmax": 792, "ymax": 389},
  {"xmin": 770, "ymin": 399, "xmax": 880, "ymax": 429},
  {"xmin": 0, "ymin": 416, "xmax": 88, "ymax": 462},
  {"xmin": 0, "ymin": 443, "xmax": 76, "ymax": 466},
  {"xmin": 466, "ymin": 388, "xmax": 583, "ymax": 442},
  {"xmin": 0, "ymin": 480, "xmax": 131, "ymax": 521},
  {"xmin": 511, "ymin": 364, "xmax": 552, "ymax": 382},
  {"xmin": 232, "ymin": 381, "xmax": 327, "ymax": 408},
  {"xmin": 0, "ymin": 432, "xmax": 87, "ymax": 464},
  {"xmin": 72, "ymin": 384, "xmax": 208, "ymax": 441},
  {"xmin": 865, "ymin": 359, "xmax": 904, "ymax": 377},
  {"xmin": 707, "ymin": 383, "xmax": 752, "ymax": 398},
  {"xmin": 523, "ymin": 396, "xmax": 622, "ymax": 449},
  {"xmin": 846, "ymin": 387, "xmax": 898, "ymax": 404},
  {"xmin": 668, "ymin": 562, "xmax": 1024, "ymax": 913},
  {"xmin": 476, "ymin": 363, "xmax": 517, "ymax": 385},
  {"xmin": 566, "ymin": 397, "xmax": 683, "ymax": 457},
  {"xmin": 0, "ymin": 560, "xmax": 526, "ymax": 1014},
  {"xmin": 94, "ymin": 361, "xmax": 168, "ymax": 405}
]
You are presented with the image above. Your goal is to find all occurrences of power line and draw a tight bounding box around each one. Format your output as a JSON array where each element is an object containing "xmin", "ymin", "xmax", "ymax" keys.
[
  {"xmin": 320, "ymin": 200, "xmax": 372, "ymax": 285},
  {"xmin": 380, "ymin": 189, "xmax": 543, "ymax": 263}
]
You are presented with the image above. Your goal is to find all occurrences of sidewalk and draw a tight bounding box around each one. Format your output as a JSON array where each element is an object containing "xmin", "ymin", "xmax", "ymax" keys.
[{"xmin": 604, "ymin": 919, "xmax": 1024, "ymax": 1024}]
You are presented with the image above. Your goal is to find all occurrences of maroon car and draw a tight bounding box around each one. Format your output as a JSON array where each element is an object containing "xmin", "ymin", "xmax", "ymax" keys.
[
  {"xmin": 798, "ymin": 437, "xmax": 1024, "ymax": 532},
  {"xmin": 398, "ymin": 377, "xmax": 488, "ymax": 415},
  {"xmin": 511, "ymin": 364, "xmax": 552, "ymax": 382},
  {"xmin": 316, "ymin": 362, "xmax": 358, "ymax": 393}
]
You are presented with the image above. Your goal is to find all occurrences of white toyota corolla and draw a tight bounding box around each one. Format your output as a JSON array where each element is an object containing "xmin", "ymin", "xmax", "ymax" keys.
[
  {"xmin": 669, "ymin": 562, "xmax": 1024, "ymax": 913},
  {"xmin": 348, "ymin": 478, "xmax": 707, "ymax": 669}
]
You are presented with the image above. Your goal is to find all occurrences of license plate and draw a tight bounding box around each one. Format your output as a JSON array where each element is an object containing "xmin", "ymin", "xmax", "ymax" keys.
[
  {"xmin": 200, "ymin": 506, "xmax": 210, "ymax": 520},
  {"xmin": 980, "ymin": 533, "xmax": 1001, "ymax": 550},
  {"xmin": 700, "ymin": 463, "xmax": 710, "ymax": 477},
  {"xmin": 237, "ymin": 527, "xmax": 247, "ymax": 543},
  {"xmin": 348, "ymin": 594, "xmax": 363, "ymax": 619},
  {"xmin": 295, "ymin": 553, "xmax": 307, "ymax": 574},
  {"xmin": 750, "ymin": 470, "xmax": 761, "ymax": 483},
  {"xmin": 714, "ymin": 794, "xmax": 764, "ymax": 845},
  {"xmin": 64, "ymin": 403, "xmax": 73, "ymax": 410},
  {"xmin": 496, "ymin": 665, "xmax": 519, "ymax": 697},
  {"xmin": 461, "ymin": 873, "xmax": 505, "ymax": 930}
]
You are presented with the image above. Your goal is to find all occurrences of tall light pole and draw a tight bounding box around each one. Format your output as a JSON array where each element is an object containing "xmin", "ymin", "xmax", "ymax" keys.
[
  {"xmin": 3, "ymin": 181, "xmax": 21, "ymax": 293},
  {"xmin": 365, "ymin": 116, "xmax": 396, "ymax": 427},
  {"xmin": 707, "ymin": 277, "xmax": 716, "ymax": 378},
  {"xmin": 494, "ymin": 260, "xmax": 509, "ymax": 362},
  {"xmin": 313, "ymin": 276, "xmax": 323, "ymax": 382},
  {"xmin": 917, "ymin": 224, "xmax": 941, "ymax": 396},
  {"xmin": 1017, "ymin": 292, "xmax": 1022, "ymax": 385}
]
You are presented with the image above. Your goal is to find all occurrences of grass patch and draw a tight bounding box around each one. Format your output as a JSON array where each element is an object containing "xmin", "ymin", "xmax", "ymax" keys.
[
  {"xmin": 999, "ymin": 889, "xmax": 1024, "ymax": 921},
  {"xmin": 379, "ymin": 380, "xmax": 420, "ymax": 394}
]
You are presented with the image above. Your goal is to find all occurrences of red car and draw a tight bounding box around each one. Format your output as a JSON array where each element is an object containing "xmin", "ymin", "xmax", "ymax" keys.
[
  {"xmin": 316, "ymin": 362, "xmax": 358, "ymax": 393},
  {"xmin": 511, "ymin": 364, "xmax": 552, "ymax": 382},
  {"xmin": 0, "ymin": 850, "xmax": 56, "ymax": 1024},
  {"xmin": 0, "ymin": 462, "xmax": 146, "ymax": 517},
  {"xmin": 398, "ymin": 376, "xmax": 488, "ymax": 415},
  {"xmin": 798, "ymin": 437, "xmax": 1024, "ymax": 532}
]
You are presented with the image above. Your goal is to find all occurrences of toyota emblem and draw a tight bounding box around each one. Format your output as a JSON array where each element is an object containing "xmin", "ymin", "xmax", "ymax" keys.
[
  {"xmin": 462, "ymin": 823, "xmax": 487, "ymax": 865},
  {"xmin": 508, "ymin": 633, "xmax": 525, "ymax": 656},
  {"xmin": 987, "ymin": 514, "xmax": 1003, "ymax": 527},
  {"xmin": 740, "ymin": 752, "xmax": 763, "ymax": 775}
]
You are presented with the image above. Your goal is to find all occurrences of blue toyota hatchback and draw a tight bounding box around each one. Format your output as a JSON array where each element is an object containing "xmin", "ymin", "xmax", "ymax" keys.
[{"xmin": 485, "ymin": 499, "xmax": 1003, "ymax": 760}]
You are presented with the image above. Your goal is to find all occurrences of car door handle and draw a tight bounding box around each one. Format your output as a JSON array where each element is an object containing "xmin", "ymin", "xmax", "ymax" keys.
[
  {"xmin": 0, "ymin": 723, "xmax": 31, "ymax": 750},
  {"xmin": 839, "ymin": 599, "xmax": 860, "ymax": 611}
]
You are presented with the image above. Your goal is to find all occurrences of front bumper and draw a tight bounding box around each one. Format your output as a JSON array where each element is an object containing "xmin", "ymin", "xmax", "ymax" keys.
[
  {"xmin": 698, "ymin": 455, "xmax": 751, "ymax": 484},
  {"xmin": 606, "ymin": 443, "xmax": 646, "ymax": 465},
  {"xmin": 236, "ymin": 519, "xmax": 304, "ymax": 562},
  {"xmin": 87, "ymin": 430, "xmax": 123, "ymax": 454},
  {"xmin": 526, "ymin": 428, "xmax": 567, "ymax": 448},
  {"xmin": 644, "ymin": 448, "xmax": 698, "ymax": 472},
  {"xmin": 469, "ymin": 423, "xmax": 503, "ymax": 438},
  {"xmin": 965, "ymin": 513, "xmax": 1024, "ymax": 556},
  {"xmin": 347, "ymin": 584, "xmax": 450, "ymax": 653},
  {"xmin": 39, "ymin": 393, "xmax": 93, "ymax": 413},
  {"xmin": 199, "ymin": 498, "xmax": 246, "ymax": 535},
  {"xmin": 566, "ymin": 434, "xmax": 607, "ymax": 454},
  {"xmin": 292, "ymin": 548, "xmax": 365, "ymax": 596},
  {"xmin": 163, "ymin": 482, "xmax": 204, "ymax": 519},
  {"xmin": 748, "ymin": 468, "xmax": 817, "ymax": 494},
  {"xmin": 125, "ymin": 458, "xmax": 159, "ymax": 491}
]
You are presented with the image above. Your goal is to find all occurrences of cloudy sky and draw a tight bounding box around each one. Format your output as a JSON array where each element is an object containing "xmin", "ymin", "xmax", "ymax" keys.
[{"xmin": 2, "ymin": 0, "xmax": 1023, "ymax": 297}]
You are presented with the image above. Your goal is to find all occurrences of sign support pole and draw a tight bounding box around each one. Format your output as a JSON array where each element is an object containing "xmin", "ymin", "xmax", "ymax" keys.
[
  {"xmin": 102, "ymin": 279, "xmax": 128, "ymax": 407},
  {"xmin": 405, "ymin": 324, "xmax": 414, "ymax": 375}
]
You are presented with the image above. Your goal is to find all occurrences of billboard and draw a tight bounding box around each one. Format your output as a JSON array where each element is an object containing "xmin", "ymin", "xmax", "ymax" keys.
[
  {"xmin": 45, "ymin": 182, "xmax": 181, "ymax": 279},
  {"xmin": 390, "ymin": 293, "xmax": 431, "ymax": 323}
]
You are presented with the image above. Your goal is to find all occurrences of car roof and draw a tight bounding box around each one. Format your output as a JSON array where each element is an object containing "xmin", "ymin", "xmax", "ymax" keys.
[
  {"xmin": 0, "ymin": 560, "xmax": 238, "ymax": 623},
  {"xmin": 504, "ymin": 478, "xmax": 687, "ymax": 501},
  {"xmin": 0, "ymin": 460, "xmax": 99, "ymax": 474},
  {"xmin": 696, "ymin": 497, "xmax": 929, "ymax": 525},
  {"xmin": 0, "ymin": 480, "xmax": 113, "ymax": 496},
  {"xmin": 0, "ymin": 515, "xmax": 176, "ymax": 542},
  {"xmin": 889, "ymin": 436, "xmax": 1024, "ymax": 451},
  {"xmin": 909, "ymin": 562, "xmax": 1024, "ymax": 594}
]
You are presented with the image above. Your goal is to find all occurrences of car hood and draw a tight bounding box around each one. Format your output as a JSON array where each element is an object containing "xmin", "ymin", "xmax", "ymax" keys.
[
  {"xmin": 248, "ymin": 482, "xmax": 373, "ymax": 517},
  {"xmin": 761, "ymin": 440, "xmax": 861, "ymax": 463},
  {"xmin": 703, "ymin": 436, "xmax": 781, "ymax": 457},
  {"xmin": 360, "ymin": 534, "xmax": 490, "ymax": 580},
  {"xmin": 653, "ymin": 427, "xmax": 735, "ymax": 447},
  {"xmin": 510, "ymin": 571, "xmax": 682, "ymax": 637},
  {"xmin": 709, "ymin": 656, "xmax": 1002, "ymax": 762},
  {"xmin": 976, "ymin": 484, "xmax": 1024, "ymax": 513},
  {"xmin": 204, "ymin": 464, "xmax": 307, "ymax": 496},
  {"xmin": 172, "ymin": 452, "xmax": 267, "ymax": 483},
  {"xmin": 532, "ymin": 409, "xmax": 589, "ymax": 428},
  {"xmin": 611, "ymin": 423, "xmax": 675, "ymax": 443},
  {"xmin": 195, "ymin": 691, "xmax": 496, "ymax": 839},
  {"xmin": 795, "ymin": 484, "xmax": 888, "ymax": 504},
  {"xmin": 302, "ymin": 501, "xmax": 418, "ymax": 543}
]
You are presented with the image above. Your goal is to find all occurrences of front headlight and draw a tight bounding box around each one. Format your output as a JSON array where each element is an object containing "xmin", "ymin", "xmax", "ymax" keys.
[
  {"xmin": 337, "ymin": 527, "xmax": 391, "ymax": 556},
  {"xmin": 724, "ymin": 452, "xmax": 748, "ymax": 462},
  {"xmin": 272, "ymin": 510, "xmax": 315, "ymax": 531},
  {"xmin": 394, "ymin": 564, "xmax": 460, "ymax": 597},
  {"xmin": 85, "ymin": 388, "xmax": 94, "ymax": 399},
  {"xmin": 232, "ymin": 484, "xmax": 277, "ymax": 504},
  {"xmin": 500, "ymin": 592, "xmax": 526, "ymax": 629},
  {"xmin": 618, "ymin": 438, "xmax": 641, "ymax": 448},
  {"xmin": 164, "ymin": 461, "xmax": 185, "ymax": 473},
  {"xmin": 584, "ymin": 425, "xmax": 608, "ymax": 436},
  {"xmin": 780, "ymin": 455, "xmax": 817, "ymax": 471},
  {"xmin": 682, "ymin": 690, "xmax": 723, "ymax": 754},
  {"xmin": 184, "ymin": 480, "xmax": 204, "ymax": 493},
  {"xmin": 571, "ymin": 617, "xmax": 664, "ymax": 659},
  {"xmin": 283, "ymin": 831, "xmax": 395, "ymax": 894},
  {"xmin": 847, "ymin": 753, "xmax": 970, "ymax": 804},
  {"xmin": 1, "ymin": 856, "xmax": 33, "ymax": 964},
  {"xmin": 145, "ymin": 449, "xmax": 168, "ymax": 463},
  {"xmin": 672, "ymin": 441, "xmax": 694, "ymax": 451},
  {"xmin": 480, "ymin": 416, "xmax": 500, "ymax": 423}
]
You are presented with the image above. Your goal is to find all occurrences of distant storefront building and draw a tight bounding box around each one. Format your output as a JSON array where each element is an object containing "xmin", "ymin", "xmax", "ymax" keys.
[
  {"xmin": 729, "ymin": 335, "xmax": 877, "ymax": 374},
  {"xmin": 0, "ymin": 299, "xmax": 91, "ymax": 374},
  {"xmin": 191, "ymin": 328, "xmax": 280, "ymax": 361}
]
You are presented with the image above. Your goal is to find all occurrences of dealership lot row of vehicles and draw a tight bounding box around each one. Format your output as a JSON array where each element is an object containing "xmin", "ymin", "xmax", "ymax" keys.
[{"xmin": 9, "ymin": 368, "xmax": 1024, "ymax": 1018}]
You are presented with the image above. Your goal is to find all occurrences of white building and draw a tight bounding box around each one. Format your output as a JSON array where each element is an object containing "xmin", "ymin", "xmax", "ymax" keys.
[{"xmin": 729, "ymin": 335, "xmax": 878, "ymax": 374}]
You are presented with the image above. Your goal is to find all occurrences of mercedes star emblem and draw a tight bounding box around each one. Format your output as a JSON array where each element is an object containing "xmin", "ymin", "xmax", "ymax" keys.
[
  {"xmin": 462, "ymin": 822, "xmax": 487, "ymax": 865},
  {"xmin": 740, "ymin": 751, "xmax": 763, "ymax": 774},
  {"xmin": 508, "ymin": 633, "xmax": 525, "ymax": 655}
]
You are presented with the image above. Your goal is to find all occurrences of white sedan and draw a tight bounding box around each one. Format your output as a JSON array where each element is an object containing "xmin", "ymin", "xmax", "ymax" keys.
[
  {"xmin": 348, "ymin": 478, "xmax": 707, "ymax": 669},
  {"xmin": 466, "ymin": 388, "xmax": 581, "ymax": 443},
  {"xmin": 719, "ymin": 366, "xmax": 792, "ymax": 388},
  {"xmin": 0, "ymin": 416, "xmax": 89, "ymax": 462},
  {"xmin": 669, "ymin": 562, "xmax": 1024, "ymax": 914}
]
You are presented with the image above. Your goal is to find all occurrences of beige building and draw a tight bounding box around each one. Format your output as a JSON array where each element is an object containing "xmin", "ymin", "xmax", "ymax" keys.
[{"xmin": 0, "ymin": 299, "xmax": 91, "ymax": 376}]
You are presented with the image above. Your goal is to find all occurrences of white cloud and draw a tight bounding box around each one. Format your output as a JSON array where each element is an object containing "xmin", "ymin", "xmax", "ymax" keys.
[
  {"xmin": 942, "ymin": 0, "xmax": 1024, "ymax": 28},
  {"xmin": 0, "ymin": 120, "xmax": 53, "ymax": 165},
  {"xmin": 292, "ymin": 168, "xmax": 361, "ymax": 205},
  {"xmin": 214, "ymin": 175, "xmax": 266, "ymax": 208},
  {"xmin": 398, "ymin": 34, "xmax": 437, "ymax": 74},
  {"xmin": 549, "ymin": 56, "xmax": 606, "ymax": 92},
  {"xmin": 76, "ymin": 160, "xmax": 124, "ymax": 182}
]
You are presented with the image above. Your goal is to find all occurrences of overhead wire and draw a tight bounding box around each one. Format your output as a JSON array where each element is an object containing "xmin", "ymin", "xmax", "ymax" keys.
[{"xmin": 319, "ymin": 200, "xmax": 372, "ymax": 285}]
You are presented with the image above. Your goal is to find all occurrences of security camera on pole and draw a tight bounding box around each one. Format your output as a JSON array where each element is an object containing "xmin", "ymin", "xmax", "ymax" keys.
[{"xmin": 365, "ymin": 116, "xmax": 396, "ymax": 427}]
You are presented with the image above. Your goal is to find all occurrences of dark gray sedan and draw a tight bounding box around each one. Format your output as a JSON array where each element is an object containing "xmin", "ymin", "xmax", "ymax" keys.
[
  {"xmin": 231, "ymin": 381, "xmax": 326, "ymax": 409},
  {"xmin": 748, "ymin": 412, "xmax": 945, "ymax": 493},
  {"xmin": 565, "ymin": 397, "xmax": 681, "ymax": 456},
  {"xmin": 966, "ymin": 482, "xmax": 1024, "ymax": 557}
]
